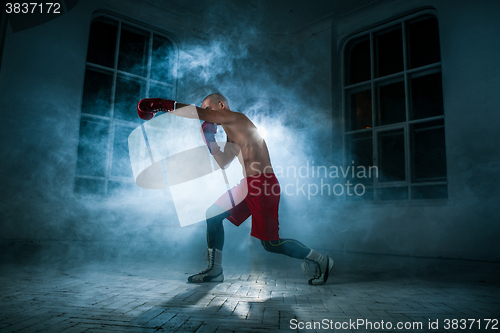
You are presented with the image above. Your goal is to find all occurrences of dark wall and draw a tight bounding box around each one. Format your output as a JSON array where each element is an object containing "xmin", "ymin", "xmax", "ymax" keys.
[{"xmin": 0, "ymin": 0, "xmax": 498, "ymax": 262}]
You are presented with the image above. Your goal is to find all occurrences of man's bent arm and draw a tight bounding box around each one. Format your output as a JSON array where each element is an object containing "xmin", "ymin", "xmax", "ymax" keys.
[
  {"xmin": 213, "ymin": 150, "xmax": 234, "ymax": 169},
  {"xmin": 213, "ymin": 141, "xmax": 240, "ymax": 169}
]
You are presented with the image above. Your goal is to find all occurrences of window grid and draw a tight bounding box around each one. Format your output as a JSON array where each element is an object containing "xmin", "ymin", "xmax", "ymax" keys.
[
  {"xmin": 342, "ymin": 10, "xmax": 446, "ymax": 201},
  {"xmin": 75, "ymin": 14, "xmax": 176, "ymax": 195}
]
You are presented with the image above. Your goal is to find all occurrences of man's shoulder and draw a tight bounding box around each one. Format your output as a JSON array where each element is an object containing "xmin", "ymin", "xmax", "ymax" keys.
[
  {"xmin": 224, "ymin": 110, "xmax": 249, "ymax": 122},
  {"xmin": 230, "ymin": 111, "xmax": 249, "ymax": 121}
]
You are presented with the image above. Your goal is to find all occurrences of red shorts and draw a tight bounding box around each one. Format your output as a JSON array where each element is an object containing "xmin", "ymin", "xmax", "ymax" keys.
[{"xmin": 214, "ymin": 173, "xmax": 280, "ymax": 241}]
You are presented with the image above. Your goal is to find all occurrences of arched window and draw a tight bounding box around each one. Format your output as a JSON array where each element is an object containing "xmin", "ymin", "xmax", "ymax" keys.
[
  {"xmin": 343, "ymin": 11, "xmax": 447, "ymax": 201},
  {"xmin": 75, "ymin": 15, "xmax": 176, "ymax": 195}
]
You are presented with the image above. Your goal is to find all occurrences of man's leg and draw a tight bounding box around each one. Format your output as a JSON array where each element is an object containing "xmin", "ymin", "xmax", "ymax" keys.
[
  {"xmin": 261, "ymin": 239, "xmax": 310, "ymax": 259},
  {"xmin": 188, "ymin": 205, "xmax": 229, "ymax": 283},
  {"xmin": 206, "ymin": 205, "xmax": 230, "ymax": 250},
  {"xmin": 261, "ymin": 239, "xmax": 334, "ymax": 285}
]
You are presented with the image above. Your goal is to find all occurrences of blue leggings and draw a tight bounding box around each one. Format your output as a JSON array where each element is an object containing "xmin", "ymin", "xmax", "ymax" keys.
[{"xmin": 206, "ymin": 205, "xmax": 310, "ymax": 259}]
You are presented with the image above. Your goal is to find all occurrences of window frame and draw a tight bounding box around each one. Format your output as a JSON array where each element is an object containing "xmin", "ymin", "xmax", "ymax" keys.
[
  {"xmin": 340, "ymin": 9, "xmax": 447, "ymax": 203},
  {"xmin": 74, "ymin": 13, "xmax": 178, "ymax": 196},
  {"xmin": 0, "ymin": 3, "xmax": 8, "ymax": 71}
]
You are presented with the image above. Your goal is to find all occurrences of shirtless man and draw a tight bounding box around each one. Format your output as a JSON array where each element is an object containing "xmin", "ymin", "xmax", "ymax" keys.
[{"xmin": 137, "ymin": 94, "xmax": 334, "ymax": 285}]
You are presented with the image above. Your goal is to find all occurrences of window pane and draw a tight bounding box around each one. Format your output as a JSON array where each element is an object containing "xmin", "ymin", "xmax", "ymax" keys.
[
  {"xmin": 86, "ymin": 18, "xmax": 117, "ymax": 68},
  {"xmin": 346, "ymin": 131, "xmax": 373, "ymax": 185},
  {"xmin": 114, "ymin": 75, "xmax": 146, "ymax": 122},
  {"xmin": 376, "ymin": 79, "xmax": 406, "ymax": 126},
  {"xmin": 410, "ymin": 72, "xmax": 443, "ymax": 120},
  {"xmin": 74, "ymin": 177, "xmax": 106, "ymax": 194},
  {"xmin": 111, "ymin": 125, "xmax": 135, "ymax": 178},
  {"xmin": 149, "ymin": 82, "xmax": 173, "ymax": 99},
  {"xmin": 408, "ymin": 16, "xmax": 440, "ymax": 69},
  {"xmin": 81, "ymin": 69, "xmax": 113, "ymax": 117},
  {"xmin": 378, "ymin": 129, "xmax": 405, "ymax": 182},
  {"xmin": 411, "ymin": 184, "xmax": 447, "ymax": 200},
  {"xmin": 118, "ymin": 24, "xmax": 149, "ymax": 76},
  {"xmin": 346, "ymin": 187, "xmax": 374, "ymax": 201},
  {"xmin": 347, "ymin": 88, "xmax": 372, "ymax": 131},
  {"xmin": 76, "ymin": 117, "xmax": 110, "ymax": 177},
  {"xmin": 377, "ymin": 186, "xmax": 408, "ymax": 200},
  {"xmin": 151, "ymin": 35, "xmax": 174, "ymax": 83},
  {"xmin": 411, "ymin": 120, "xmax": 447, "ymax": 182},
  {"xmin": 108, "ymin": 181, "xmax": 140, "ymax": 196},
  {"xmin": 375, "ymin": 25, "xmax": 403, "ymax": 77},
  {"xmin": 345, "ymin": 36, "xmax": 370, "ymax": 85}
]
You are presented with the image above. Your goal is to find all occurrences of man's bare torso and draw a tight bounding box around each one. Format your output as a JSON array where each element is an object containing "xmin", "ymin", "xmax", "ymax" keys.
[{"xmin": 221, "ymin": 113, "xmax": 273, "ymax": 177}]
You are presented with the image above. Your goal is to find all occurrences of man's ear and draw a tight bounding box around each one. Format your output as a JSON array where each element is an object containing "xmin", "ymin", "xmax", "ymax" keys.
[{"xmin": 219, "ymin": 101, "xmax": 225, "ymax": 109}]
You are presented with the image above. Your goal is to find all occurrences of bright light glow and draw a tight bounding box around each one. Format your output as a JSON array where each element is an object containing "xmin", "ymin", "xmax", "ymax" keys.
[{"xmin": 258, "ymin": 127, "xmax": 267, "ymax": 138}]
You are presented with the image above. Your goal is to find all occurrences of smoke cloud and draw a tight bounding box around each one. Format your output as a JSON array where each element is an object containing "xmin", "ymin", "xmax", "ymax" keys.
[{"xmin": 0, "ymin": 0, "xmax": 446, "ymax": 269}]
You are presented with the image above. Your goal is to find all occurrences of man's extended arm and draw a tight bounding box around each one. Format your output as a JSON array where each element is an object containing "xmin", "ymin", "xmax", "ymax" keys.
[
  {"xmin": 174, "ymin": 103, "xmax": 238, "ymax": 125},
  {"xmin": 137, "ymin": 98, "xmax": 240, "ymax": 167},
  {"xmin": 137, "ymin": 98, "xmax": 238, "ymax": 124}
]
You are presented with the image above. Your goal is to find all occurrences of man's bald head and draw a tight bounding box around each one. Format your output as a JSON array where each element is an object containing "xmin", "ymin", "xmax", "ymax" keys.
[{"xmin": 203, "ymin": 93, "xmax": 230, "ymax": 110}]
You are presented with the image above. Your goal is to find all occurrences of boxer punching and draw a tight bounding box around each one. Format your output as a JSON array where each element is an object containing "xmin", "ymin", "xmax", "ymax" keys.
[{"xmin": 137, "ymin": 94, "xmax": 334, "ymax": 285}]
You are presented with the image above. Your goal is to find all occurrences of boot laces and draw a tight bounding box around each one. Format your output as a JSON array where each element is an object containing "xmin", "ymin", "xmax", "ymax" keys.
[
  {"xmin": 199, "ymin": 249, "xmax": 215, "ymax": 274},
  {"xmin": 302, "ymin": 258, "xmax": 321, "ymax": 279}
]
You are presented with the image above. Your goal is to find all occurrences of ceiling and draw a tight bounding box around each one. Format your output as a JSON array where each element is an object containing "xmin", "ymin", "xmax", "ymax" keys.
[{"xmin": 142, "ymin": 0, "xmax": 380, "ymax": 35}]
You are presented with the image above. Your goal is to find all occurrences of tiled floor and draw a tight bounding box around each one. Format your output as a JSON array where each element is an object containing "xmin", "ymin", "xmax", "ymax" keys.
[{"xmin": 0, "ymin": 252, "xmax": 499, "ymax": 332}]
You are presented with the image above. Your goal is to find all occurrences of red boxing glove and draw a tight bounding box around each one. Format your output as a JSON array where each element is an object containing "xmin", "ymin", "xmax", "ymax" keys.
[
  {"xmin": 137, "ymin": 98, "xmax": 176, "ymax": 120},
  {"xmin": 201, "ymin": 121, "xmax": 221, "ymax": 155}
]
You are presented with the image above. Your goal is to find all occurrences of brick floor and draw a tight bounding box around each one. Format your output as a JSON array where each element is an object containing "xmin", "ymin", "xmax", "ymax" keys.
[{"xmin": 0, "ymin": 252, "xmax": 499, "ymax": 332}]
